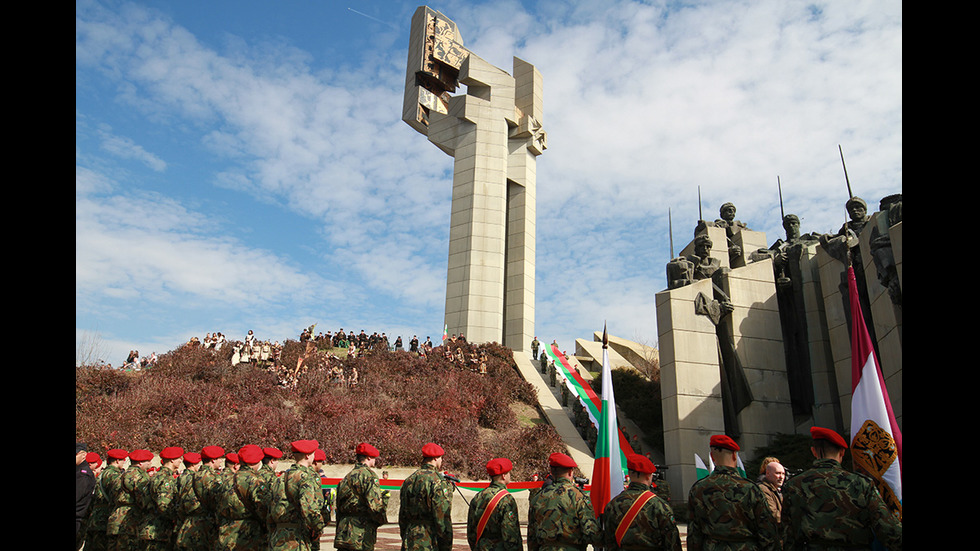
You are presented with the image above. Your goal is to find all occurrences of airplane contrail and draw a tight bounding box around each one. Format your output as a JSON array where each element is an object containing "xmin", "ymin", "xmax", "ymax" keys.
[{"xmin": 347, "ymin": 7, "xmax": 399, "ymax": 30}]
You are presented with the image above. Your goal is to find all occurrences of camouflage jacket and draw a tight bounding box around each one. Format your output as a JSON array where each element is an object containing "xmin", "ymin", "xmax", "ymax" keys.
[
  {"xmin": 335, "ymin": 463, "xmax": 389, "ymax": 551},
  {"xmin": 398, "ymin": 464, "xmax": 453, "ymax": 551},
  {"xmin": 526, "ymin": 477, "xmax": 599, "ymax": 551},
  {"xmin": 174, "ymin": 464, "xmax": 221, "ymax": 550},
  {"xmin": 267, "ymin": 463, "xmax": 325, "ymax": 543},
  {"xmin": 107, "ymin": 465, "xmax": 150, "ymax": 537},
  {"xmin": 602, "ymin": 481, "xmax": 681, "ymax": 551},
  {"xmin": 466, "ymin": 481, "xmax": 522, "ymax": 551},
  {"xmin": 686, "ymin": 465, "xmax": 777, "ymax": 551},
  {"xmin": 216, "ymin": 466, "xmax": 269, "ymax": 550},
  {"xmin": 88, "ymin": 464, "xmax": 123, "ymax": 532},
  {"xmin": 781, "ymin": 458, "xmax": 902, "ymax": 551},
  {"xmin": 137, "ymin": 465, "xmax": 179, "ymax": 542}
]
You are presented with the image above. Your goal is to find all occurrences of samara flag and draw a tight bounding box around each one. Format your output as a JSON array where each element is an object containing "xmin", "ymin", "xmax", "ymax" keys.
[
  {"xmin": 847, "ymin": 266, "xmax": 902, "ymax": 520},
  {"xmin": 590, "ymin": 324, "xmax": 625, "ymax": 516}
]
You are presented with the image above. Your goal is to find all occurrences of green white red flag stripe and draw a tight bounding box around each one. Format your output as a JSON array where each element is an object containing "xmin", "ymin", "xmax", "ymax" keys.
[
  {"xmin": 542, "ymin": 343, "xmax": 636, "ymax": 459},
  {"xmin": 590, "ymin": 327, "xmax": 625, "ymax": 516},
  {"xmin": 847, "ymin": 266, "xmax": 902, "ymax": 519}
]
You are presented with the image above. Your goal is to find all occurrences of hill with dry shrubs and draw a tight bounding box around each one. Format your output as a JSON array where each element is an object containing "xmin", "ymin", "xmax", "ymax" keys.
[{"xmin": 75, "ymin": 340, "xmax": 567, "ymax": 479}]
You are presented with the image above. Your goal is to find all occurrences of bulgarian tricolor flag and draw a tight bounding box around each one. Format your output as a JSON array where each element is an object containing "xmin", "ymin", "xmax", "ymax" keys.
[
  {"xmin": 442, "ymin": 323, "xmax": 448, "ymax": 342},
  {"xmin": 847, "ymin": 266, "xmax": 902, "ymax": 520},
  {"xmin": 590, "ymin": 325, "xmax": 625, "ymax": 516}
]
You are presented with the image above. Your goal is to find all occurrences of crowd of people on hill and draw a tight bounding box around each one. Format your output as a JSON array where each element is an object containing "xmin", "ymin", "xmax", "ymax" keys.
[{"xmin": 104, "ymin": 325, "xmax": 494, "ymax": 388}]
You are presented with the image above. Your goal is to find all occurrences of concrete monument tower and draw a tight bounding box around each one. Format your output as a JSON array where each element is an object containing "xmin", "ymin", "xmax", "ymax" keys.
[{"xmin": 402, "ymin": 6, "xmax": 546, "ymax": 352}]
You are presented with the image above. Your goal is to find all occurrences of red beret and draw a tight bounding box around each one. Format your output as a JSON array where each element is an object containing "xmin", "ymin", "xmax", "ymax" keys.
[
  {"xmin": 314, "ymin": 449, "xmax": 326, "ymax": 462},
  {"xmin": 86, "ymin": 452, "xmax": 102, "ymax": 467},
  {"xmin": 810, "ymin": 426, "xmax": 848, "ymax": 449},
  {"xmin": 107, "ymin": 448, "xmax": 129, "ymax": 460},
  {"xmin": 626, "ymin": 454, "xmax": 657, "ymax": 474},
  {"xmin": 356, "ymin": 443, "xmax": 380, "ymax": 458},
  {"xmin": 709, "ymin": 435, "xmax": 740, "ymax": 451},
  {"xmin": 263, "ymin": 447, "xmax": 283, "ymax": 459},
  {"xmin": 239, "ymin": 444, "xmax": 264, "ymax": 464},
  {"xmin": 422, "ymin": 443, "xmax": 445, "ymax": 458},
  {"xmin": 201, "ymin": 446, "xmax": 225, "ymax": 460},
  {"xmin": 183, "ymin": 452, "xmax": 202, "ymax": 464},
  {"xmin": 129, "ymin": 449, "xmax": 154, "ymax": 462},
  {"xmin": 225, "ymin": 453, "xmax": 240, "ymax": 464},
  {"xmin": 160, "ymin": 446, "xmax": 184, "ymax": 460},
  {"xmin": 549, "ymin": 452, "xmax": 577, "ymax": 468},
  {"xmin": 486, "ymin": 458, "xmax": 513, "ymax": 476},
  {"xmin": 291, "ymin": 440, "xmax": 319, "ymax": 454}
]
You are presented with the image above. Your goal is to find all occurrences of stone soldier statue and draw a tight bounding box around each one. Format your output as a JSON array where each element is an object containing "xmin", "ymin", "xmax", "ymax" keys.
[
  {"xmin": 781, "ymin": 427, "xmax": 902, "ymax": 550},
  {"xmin": 267, "ymin": 440, "xmax": 326, "ymax": 550},
  {"xmin": 335, "ymin": 443, "xmax": 390, "ymax": 551},
  {"xmin": 466, "ymin": 458, "xmax": 522, "ymax": 551},
  {"xmin": 526, "ymin": 452, "xmax": 599, "ymax": 551},
  {"xmin": 686, "ymin": 436, "xmax": 777, "ymax": 551},
  {"xmin": 666, "ymin": 234, "xmax": 721, "ymax": 290},
  {"xmin": 399, "ymin": 443, "xmax": 454, "ymax": 551},
  {"xmin": 602, "ymin": 454, "xmax": 681, "ymax": 551},
  {"xmin": 138, "ymin": 446, "xmax": 184, "ymax": 551}
]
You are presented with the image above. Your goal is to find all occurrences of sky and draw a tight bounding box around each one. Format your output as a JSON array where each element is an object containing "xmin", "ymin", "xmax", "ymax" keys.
[{"xmin": 76, "ymin": 0, "xmax": 902, "ymax": 366}]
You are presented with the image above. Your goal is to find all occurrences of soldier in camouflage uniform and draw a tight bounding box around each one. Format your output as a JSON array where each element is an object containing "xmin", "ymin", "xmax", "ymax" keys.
[
  {"xmin": 312, "ymin": 448, "xmax": 333, "ymax": 533},
  {"xmin": 398, "ymin": 443, "xmax": 453, "ymax": 551},
  {"xmin": 223, "ymin": 452, "xmax": 241, "ymax": 486},
  {"xmin": 781, "ymin": 427, "xmax": 902, "ymax": 550},
  {"xmin": 266, "ymin": 439, "xmax": 325, "ymax": 550},
  {"xmin": 335, "ymin": 443, "xmax": 389, "ymax": 551},
  {"xmin": 175, "ymin": 445, "xmax": 225, "ymax": 550},
  {"xmin": 261, "ymin": 447, "xmax": 283, "ymax": 490},
  {"xmin": 466, "ymin": 457, "xmax": 522, "ymax": 551},
  {"xmin": 86, "ymin": 450, "xmax": 126, "ymax": 551},
  {"xmin": 107, "ymin": 449, "xmax": 154, "ymax": 551},
  {"xmin": 215, "ymin": 444, "xmax": 269, "ymax": 551},
  {"xmin": 602, "ymin": 454, "xmax": 681, "ymax": 551},
  {"xmin": 138, "ymin": 446, "xmax": 184, "ymax": 550},
  {"xmin": 172, "ymin": 452, "xmax": 201, "ymax": 549},
  {"xmin": 526, "ymin": 452, "xmax": 599, "ymax": 551},
  {"xmin": 686, "ymin": 435, "xmax": 777, "ymax": 551}
]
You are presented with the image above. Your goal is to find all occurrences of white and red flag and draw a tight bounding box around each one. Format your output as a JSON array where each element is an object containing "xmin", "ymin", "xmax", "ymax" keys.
[{"xmin": 847, "ymin": 266, "xmax": 902, "ymax": 519}]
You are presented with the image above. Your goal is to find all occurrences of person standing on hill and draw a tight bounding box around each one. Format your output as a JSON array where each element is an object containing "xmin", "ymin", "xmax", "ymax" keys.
[
  {"xmin": 335, "ymin": 443, "xmax": 389, "ymax": 551},
  {"xmin": 399, "ymin": 443, "xmax": 453, "ymax": 551}
]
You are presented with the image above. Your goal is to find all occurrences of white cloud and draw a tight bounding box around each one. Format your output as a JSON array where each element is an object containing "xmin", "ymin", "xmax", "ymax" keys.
[{"xmin": 76, "ymin": 0, "xmax": 900, "ymax": 361}]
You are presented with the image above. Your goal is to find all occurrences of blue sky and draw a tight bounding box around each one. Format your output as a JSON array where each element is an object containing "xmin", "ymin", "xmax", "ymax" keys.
[{"xmin": 76, "ymin": 0, "xmax": 902, "ymax": 365}]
